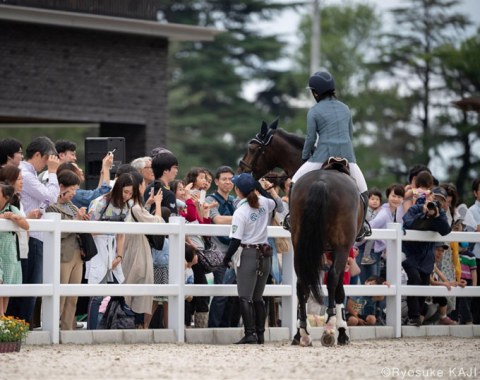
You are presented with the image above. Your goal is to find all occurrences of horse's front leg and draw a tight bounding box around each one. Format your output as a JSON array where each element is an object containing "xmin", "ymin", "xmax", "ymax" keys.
[
  {"xmin": 321, "ymin": 266, "xmax": 338, "ymax": 347},
  {"xmin": 292, "ymin": 281, "xmax": 312, "ymax": 346}
]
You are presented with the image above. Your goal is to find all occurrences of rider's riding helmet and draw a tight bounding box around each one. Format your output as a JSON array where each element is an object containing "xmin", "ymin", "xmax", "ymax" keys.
[{"xmin": 307, "ymin": 71, "xmax": 335, "ymax": 96}]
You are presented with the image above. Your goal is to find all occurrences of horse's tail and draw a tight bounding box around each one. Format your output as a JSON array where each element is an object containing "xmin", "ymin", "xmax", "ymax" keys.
[{"xmin": 297, "ymin": 179, "xmax": 328, "ymax": 305}]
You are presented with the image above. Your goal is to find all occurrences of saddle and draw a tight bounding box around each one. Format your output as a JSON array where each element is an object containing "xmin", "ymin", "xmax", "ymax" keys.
[{"xmin": 321, "ymin": 156, "xmax": 350, "ymax": 176}]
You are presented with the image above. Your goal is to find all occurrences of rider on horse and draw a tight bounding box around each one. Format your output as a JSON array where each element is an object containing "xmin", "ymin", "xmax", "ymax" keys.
[{"xmin": 288, "ymin": 70, "xmax": 371, "ymax": 242}]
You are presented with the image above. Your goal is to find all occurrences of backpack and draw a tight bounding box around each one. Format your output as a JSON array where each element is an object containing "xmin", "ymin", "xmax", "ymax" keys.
[{"xmin": 208, "ymin": 192, "xmax": 235, "ymax": 245}]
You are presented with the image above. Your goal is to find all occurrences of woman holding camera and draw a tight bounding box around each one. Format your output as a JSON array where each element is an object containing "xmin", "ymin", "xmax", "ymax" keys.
[{"xmin": 223, "ymin": 173, "xmax": 282, "ymax": 344}]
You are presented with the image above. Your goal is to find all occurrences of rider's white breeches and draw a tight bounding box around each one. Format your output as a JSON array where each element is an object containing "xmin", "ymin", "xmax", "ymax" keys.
[{"xmin": 292, "ymin": 161, "xmax": 367, "ymax": 193}]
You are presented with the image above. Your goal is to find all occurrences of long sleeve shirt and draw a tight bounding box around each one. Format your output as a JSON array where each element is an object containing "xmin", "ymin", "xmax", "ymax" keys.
[
  {"xmin": 369, "ymin": 203, "xmax": 398, "ymax": 253},
  {"xmin": 20, "ymin": 161, "xmax": 60, "ymax": 241},
  {"xmin": 468, "ymin": 200, "xmax": 480, "ymax": 259},
  {"xmin": 402, "ymin": 199, "xmax": 451, "ymax": 274}
]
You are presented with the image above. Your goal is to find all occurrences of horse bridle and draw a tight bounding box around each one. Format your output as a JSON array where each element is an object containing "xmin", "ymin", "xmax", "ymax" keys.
[{"xmin": 239, "ymin": 130, "xmax": 275, "ymax": 178}]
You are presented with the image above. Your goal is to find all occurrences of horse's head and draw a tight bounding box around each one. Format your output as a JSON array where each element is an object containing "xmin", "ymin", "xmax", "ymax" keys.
[{"xmin": 239, "ymin": 119, "xmax": 279, "ymax": 179}]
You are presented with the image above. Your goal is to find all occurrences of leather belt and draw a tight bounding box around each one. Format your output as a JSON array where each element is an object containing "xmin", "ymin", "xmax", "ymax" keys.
[{"xmin": 240, "ymin": 244, "xmax": 261, "ymax": 250}]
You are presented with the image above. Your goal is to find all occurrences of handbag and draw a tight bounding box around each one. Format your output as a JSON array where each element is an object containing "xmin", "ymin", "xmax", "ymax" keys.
[
  {"xmin": 271, "ymin": 214, "xmax": 291, "ymax": 253},
  {"xmin": 77, "ymin": 233, "xmax": 98, "ymax": 261},
  {"xmin": 98, "ymin": 296, "xmax": 135, "ymax": 330},
  {"xmin": 197, "ymin": 242, "xmax": 225, "ymax": 273},
  {"xmin": 131, "ymin": 208, "xmax": 165, "ymax": 250}
]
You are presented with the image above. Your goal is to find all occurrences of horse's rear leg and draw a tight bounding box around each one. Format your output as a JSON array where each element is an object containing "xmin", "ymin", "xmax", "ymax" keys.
[
  {"xmin": 292, "ymin": 281, "xmax": 312, "ymax": 347},
  {"xmin": 321, "ymin": 267, "xmax": 338, "ymax": 347},
  {"xmin": 334, "ymin": 279, "xmax": 349, "ymax": 346}
]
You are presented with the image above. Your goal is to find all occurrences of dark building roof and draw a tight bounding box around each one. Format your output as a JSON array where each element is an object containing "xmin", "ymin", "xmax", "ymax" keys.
[
  {"xmin": 0, "ymin": 4, "xmax": 220, "ymax": 41},
  {"xmin": 452, "ymin": 97, "xmax": 480, "ymax": 113}
]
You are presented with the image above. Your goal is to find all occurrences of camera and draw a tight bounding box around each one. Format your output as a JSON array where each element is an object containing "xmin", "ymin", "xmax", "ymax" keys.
[{"xmin": 426, "ymin": 200, "xmax": 441, "ymax": 211}]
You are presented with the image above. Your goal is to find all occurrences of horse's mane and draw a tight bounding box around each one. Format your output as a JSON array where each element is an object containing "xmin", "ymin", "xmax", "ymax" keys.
[{"xmin": 275, "ymin": 128, "xmax": 305, "ymax": 151}]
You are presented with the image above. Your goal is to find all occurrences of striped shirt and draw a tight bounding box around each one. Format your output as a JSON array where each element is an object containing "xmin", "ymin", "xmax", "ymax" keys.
[{"xmin": 459, "ymin": 250, "xmax": 477, "ymax": 280}]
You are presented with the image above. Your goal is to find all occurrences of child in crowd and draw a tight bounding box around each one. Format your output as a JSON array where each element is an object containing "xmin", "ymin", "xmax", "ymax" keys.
[
  {"xmin": 423, "ymin": 242, "xmax": 457, "ymax": 325},
  {"xmin": 457, "ymin": 242, "xmax": 477, "ymax": 324},
  {"xmin": 403, "ymin": 170, "xmax": 434, "ymax": 213},
  {"xmin": 346, "ymin": 275, "xmax": 389, "ymax": 326},
  {"xmin": 366, "ymin": 187, "xmax": 383, "ymax": 221},
  {"xmin": 184, "ymin": 244, "xmax": 197, "ymax": 327},
  {"xmin": 0, "ymin": 182, "xmax": 29, "ymax": 316},
  {"xmin": 357, "ymin": 188, "xmax": 382, "ymax": 270}
]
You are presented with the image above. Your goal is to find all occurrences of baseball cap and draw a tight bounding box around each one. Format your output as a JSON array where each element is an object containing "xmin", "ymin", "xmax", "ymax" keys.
[
  {"xmin": 435, "ymin": 242, "xmax": 449, "ymax": 250},
  {"xmin": 431, "ymin": 187, "xmax": 447, "ymax": 200},
  {"xmin": 232, "ymin": 173, "xmax": 256, "ymax": 195}
]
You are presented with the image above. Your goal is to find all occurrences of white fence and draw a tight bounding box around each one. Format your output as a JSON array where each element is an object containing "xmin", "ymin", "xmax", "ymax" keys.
[{"xmin": 0, "ymin": 214, "xmax": 479, "ymax": 344}]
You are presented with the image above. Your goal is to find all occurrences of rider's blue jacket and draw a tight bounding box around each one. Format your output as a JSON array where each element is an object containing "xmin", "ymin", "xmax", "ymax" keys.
[{"xmin": 302, "ymin": 97, "xmax": 356, "ymax": 164}]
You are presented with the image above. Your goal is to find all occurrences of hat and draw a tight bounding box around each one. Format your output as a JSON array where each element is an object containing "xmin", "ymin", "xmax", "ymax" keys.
[
  {"xmin": 232, "ymin": 173, "xmax": 256, "ymax": 195},
  {"xmin": 431, "ymin": 186, "xmax": 447, "ymax": 200},
  {"xmin": 435, "ymin": 242, "xmax": 449, "ymax": 250}
]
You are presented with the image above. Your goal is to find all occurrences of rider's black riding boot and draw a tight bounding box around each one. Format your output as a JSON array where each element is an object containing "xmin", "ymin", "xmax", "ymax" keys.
[
  {"xmin": 236, "ymin": 297, "xmax": 257, "ymax": 344},
  {"xmin": 355, "ymin": 190, "xmax": 372, "ymax": 242},
  {"xmin": 253, "ymin": 300, "xmax": 266, "ymax": 344},
  {"xmin": 283, "ymin": 182, "xmax": 294, "ymax": 231}
]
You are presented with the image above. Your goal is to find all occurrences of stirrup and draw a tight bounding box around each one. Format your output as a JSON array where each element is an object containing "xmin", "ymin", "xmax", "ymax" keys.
[
  {"xmin": 283, "ymin": 213, "xmax": 291, "ymax": 231},
  {"xmin": 355, "ymin": 221, "xmax": 372, "ymax": 242}
]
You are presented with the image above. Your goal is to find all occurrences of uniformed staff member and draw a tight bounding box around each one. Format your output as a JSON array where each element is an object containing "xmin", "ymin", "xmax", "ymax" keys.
[{"xmin": 223, "ymin": 173, "xmax": 282, "ymax": 344}]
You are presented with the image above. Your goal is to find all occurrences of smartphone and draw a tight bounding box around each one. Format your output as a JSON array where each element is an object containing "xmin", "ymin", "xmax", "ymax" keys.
[
  {"xmin": 199, "ymin": 189, "xmax": 206, "ymax": 204},
  {"xmin": 108, "ymin": 148, "xmax": 116, "ymax": 156},
  {"xmin": 39, "ymin": 200, "xmax": 50, "ymax": 214},
  {"xmin": 150, "ymin": 188, "xmax": 154, "ymax": 197}
]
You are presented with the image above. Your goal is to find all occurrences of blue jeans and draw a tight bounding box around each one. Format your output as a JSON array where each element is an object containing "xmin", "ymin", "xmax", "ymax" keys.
[
  {"xmin": 87, "ymin": 275, "xmax": 118, "ymax": 330},
  {"xmin": 360, "ymin": 250, "xmax": 382, "ymax": 284},
  {"xmin": 208, "ymin": 266, "xmax": 231, "ymax": 327},
  {"xmin": 7, "ymin": 237, "xmax": 43, "ymax": 326},
  {"xmin": 268, "ymin": 238, "xmax": 282, "ymax": 284}
]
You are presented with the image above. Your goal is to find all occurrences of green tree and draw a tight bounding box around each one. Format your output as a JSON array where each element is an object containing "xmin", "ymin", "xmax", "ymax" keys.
[
  {"xmin": 278, "ymin": 3, "xmax": 412, "ymax": 189},
  {"xmin": 378, "ymin": 0, "xmax": 470, "ymax": 167},
  {"xmin": 157, "ymin": 1, "xmax": 299, "ymax": 174},
  {"xmin": 433, "ymin": 30, "xmax": 480, "ymax": 201}
]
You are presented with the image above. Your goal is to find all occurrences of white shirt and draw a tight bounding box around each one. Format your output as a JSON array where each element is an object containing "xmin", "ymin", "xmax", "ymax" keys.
[
  {"xmin": 468, "ymin": 200, "xmax": 480, "ymax": 258},
  {"xmin": 229, "ymin": 196, "xmax": 276, "ymax": 245}
]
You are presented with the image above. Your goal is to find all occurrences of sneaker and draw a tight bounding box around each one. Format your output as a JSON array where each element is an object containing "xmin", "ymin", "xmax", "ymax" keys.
[
  {"xmin": 361, "ymin": 256, "xmax": 376, "ymax": 265},
  {"xmin": 439, "ymin": 316, "xmax": 457, "ymax": 325},
  {"xmin": 406, "ymin": 317, "xmax": 422, "ymax": 327}
]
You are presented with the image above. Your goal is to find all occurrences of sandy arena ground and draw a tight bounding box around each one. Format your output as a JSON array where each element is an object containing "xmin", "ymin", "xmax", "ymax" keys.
[{"xmin": 1, "ymin": 337, "xmax": 479, "ymax": 380}]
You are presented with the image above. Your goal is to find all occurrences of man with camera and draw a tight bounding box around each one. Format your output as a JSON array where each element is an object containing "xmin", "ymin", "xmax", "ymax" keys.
[{"xmin": 402, "ymin": 186, "xmax": 452, "ymax": 326}]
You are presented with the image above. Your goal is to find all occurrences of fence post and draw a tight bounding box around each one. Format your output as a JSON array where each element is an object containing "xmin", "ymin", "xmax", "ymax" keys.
[
  {"xmin": 42, "ymin": 212, "xmax": 61, "ymax": 344},
  {"xmin": 281, "ymin": 244, "xmax": 297, "ymax": 339},
  {"xmin": 386, "ymin": 222, "xmax": 403, "ymax": 338},
  {"xmin": 168, "ymin": 216, "xmax": 185, "ymax": 342}
]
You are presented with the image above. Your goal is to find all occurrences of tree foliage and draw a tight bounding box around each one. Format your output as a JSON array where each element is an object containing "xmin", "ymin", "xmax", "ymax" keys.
[{"xmin": 158, "ymin": 0, "xmax": 300, "ymax": 174}]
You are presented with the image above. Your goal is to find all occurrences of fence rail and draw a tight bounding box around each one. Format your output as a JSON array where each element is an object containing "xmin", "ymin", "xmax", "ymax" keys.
[{"xmin": 0, "ymin": 214, "xmax": 479, "ymax": 343}]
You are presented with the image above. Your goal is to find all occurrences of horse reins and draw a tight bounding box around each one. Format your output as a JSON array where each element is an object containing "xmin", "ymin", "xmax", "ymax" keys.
[{"xmin": 240, "ymin": 129, "xmax": 291, "ymax": 180}]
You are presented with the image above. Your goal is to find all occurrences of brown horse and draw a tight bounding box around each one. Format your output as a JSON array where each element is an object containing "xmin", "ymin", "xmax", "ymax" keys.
[{"xmin": 239, "ymin": 119, "xmax": 363, "ymax": 346}]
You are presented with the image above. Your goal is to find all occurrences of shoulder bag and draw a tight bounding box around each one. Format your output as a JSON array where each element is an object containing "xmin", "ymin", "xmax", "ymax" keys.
[
  {"xmin": 77, "ymin": 233, "xmax": 98, "ymax": 262},
  {"xmin": 197, "ymin": 241, "xmax": 225, "ymax": 273},
  {"xmin": 131, "ymin": 207, "xmax": 165, "ymax": 251}
]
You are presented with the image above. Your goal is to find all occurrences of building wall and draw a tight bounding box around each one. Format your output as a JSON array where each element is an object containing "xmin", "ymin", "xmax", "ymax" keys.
[{"xmin": 0, "ymin": 20, "xmax": 168, "ymax": 157}]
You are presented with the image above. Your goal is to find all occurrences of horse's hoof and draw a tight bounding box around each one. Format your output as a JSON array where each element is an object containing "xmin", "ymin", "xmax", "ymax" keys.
[
  {"xmin": 337, "ymin": 327, "xmax": 350, "ymax": 346},
  {"xmin": 300, "ymin": 335, "xmax": 312, "ymax": 347},
  {"xmin": 321, "ymin": 331, "xmax": 335, "ymax": 347}
]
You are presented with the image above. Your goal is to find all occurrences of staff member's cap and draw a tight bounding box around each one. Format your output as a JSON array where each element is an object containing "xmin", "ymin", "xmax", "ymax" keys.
[
  {"xmin": 435, "ymin": 242, "xmax": 449, "ymax": 250},
  {"xmin": 232, "ymin": 173, "xmax": 256, "ymax": 195},
  {"xmin": 431, "ymin": 187, "xmax": 447, "ymax": 200}
]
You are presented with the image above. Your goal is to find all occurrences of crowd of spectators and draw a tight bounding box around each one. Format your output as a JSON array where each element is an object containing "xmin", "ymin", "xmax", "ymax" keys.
[{"xmin": 0, "ymin": 136, "xmax": 479, "ymax": 332}]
